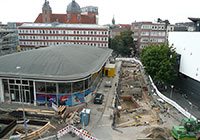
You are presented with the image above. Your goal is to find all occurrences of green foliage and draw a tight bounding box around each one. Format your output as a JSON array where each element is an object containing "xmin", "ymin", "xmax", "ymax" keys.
[
  {"xmin": 140, "ymin": 44, "xmax": 178, "ymax": 84},
  {"xmin": 109, "ymin": 30, "xmax": 136, "ymax": 57}
]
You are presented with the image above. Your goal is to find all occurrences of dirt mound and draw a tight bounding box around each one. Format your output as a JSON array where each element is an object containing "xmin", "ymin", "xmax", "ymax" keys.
[{"xmin": 142, "ymin": 127, "xmax": 171, "ymax": 140}]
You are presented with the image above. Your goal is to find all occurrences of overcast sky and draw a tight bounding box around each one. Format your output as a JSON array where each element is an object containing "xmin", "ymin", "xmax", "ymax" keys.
[{"xmin": 0, "ymin": 0, "xmax": 199, "ymax": 25}]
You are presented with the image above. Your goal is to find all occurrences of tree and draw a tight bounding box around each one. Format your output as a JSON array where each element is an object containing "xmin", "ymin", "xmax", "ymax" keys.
[
  {"xmin": 109, "ymin": 30, "xmax": 136, "ymax": 57},
  {"xmin": 140, "ymin": 44, "xmax": 178, "ymax": 85}
]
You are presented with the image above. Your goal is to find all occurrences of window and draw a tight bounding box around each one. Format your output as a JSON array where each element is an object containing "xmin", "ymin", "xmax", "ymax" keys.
[
  {"xmin": 158, "ymin": 38, "xmax": 165, "ymax": 43},
  {"xmin": 36, "ymin": 82, "xmax": 46, "ymax": 92},
  {"xmin": 150, "ymin": 32, "xmax": 158, "ymax": 36},
  {"xmin": 46, "ymin": 82, "xmax": 56, "ymax": 93},
  {"xmin": 134, "ymin": 32, "xmax": 138, "ymax": 36},
  {"xmin": 59, "ymin": 83, "xmax": 71, "ymax": 93},
  {"xmin": 141, "ymin": 38, "xmax": 149, "ymax": 42},
  {"xmin": 141, "ymin": 25, "xmax": 151, "ymax": 29},
  {"xmin": 134, "ymin": 25, "xmax": 139, "ymax": 29},
  {"xmin": 140, "ymin": 45, "xmax": 148, "ymax": 49},
  {"xmin": 150, "ymin": 38, "xmax": 157, "ymax": 42},
  {"xmin": 141, "ymin": 32, "xmax": 149, "ymax": 36}
]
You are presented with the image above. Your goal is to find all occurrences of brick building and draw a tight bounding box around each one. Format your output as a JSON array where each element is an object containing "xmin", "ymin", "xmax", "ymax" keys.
[
  {"xmin": 34, "ymin": 0, "xmax": 98, "ymax": 24},
  {"xmin": 18, "ymin": 23, "xmax": 109, "ymax": 50},
  {"xmin": 132, "ymin": 22, "xmax": 167, "ymax": 50}
]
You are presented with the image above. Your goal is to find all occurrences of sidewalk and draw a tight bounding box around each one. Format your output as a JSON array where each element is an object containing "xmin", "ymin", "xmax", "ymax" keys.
[{"xmin": 162, "ymin": 89, "xmax": 200, "ymax": 119}]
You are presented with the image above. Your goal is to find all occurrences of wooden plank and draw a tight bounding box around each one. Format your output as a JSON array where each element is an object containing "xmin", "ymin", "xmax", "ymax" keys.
[{"xmin": 21, "ymin": 122, "xmax": 52, "ymax": 140}]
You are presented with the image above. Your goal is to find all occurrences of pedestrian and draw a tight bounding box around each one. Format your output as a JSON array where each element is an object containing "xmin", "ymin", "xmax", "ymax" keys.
[{"xmin": 167, "ymin": 108, "xmax": 170, "ymax": 118}]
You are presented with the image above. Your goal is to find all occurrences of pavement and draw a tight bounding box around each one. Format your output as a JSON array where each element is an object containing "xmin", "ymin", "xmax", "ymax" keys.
[{"xmin": 162, "ymin": 89, "xmax": 200, "ymax": 119}]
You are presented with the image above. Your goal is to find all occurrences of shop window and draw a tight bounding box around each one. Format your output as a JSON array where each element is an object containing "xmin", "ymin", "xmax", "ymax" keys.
[
  {"xmin": 46, "ymin": 82, "xmax": 56, "ymax": 93},
  {"xmin": 36, "ymin": 82, "xmax": 46, "ymax": 92},
  {"xmin": 59, "ymin": 83, "xmax": 71, "ymax": 93},
  {"xmin": 85, "ymin": 79, "xmax": 89, "ymax": 89},
  {"xmin": 73, "ymin": 81, "xmax": 83, "ymax": 93}
]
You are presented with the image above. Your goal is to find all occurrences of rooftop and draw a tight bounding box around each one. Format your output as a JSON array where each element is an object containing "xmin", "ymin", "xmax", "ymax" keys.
[
  {"xmin": 20, "ymin": 23, "xmax": 108, "ymax": 29},
  {"xmin": 0, "ymin": 45, "xmax": 112, "ymax": 81}
]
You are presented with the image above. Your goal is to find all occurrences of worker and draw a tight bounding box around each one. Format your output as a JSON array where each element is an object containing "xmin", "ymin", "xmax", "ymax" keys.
[
  {"xmin": 164, "ymin": 103, "xmax": 168, "ymax": 111},
  {"xmin": 151, "ymin": 103, "xmax": 155, "ymax": 109},
  {"xmin": 135, "ymin": 116, "xmax": 139, "ymax": 122},
  {"xmin": 167, "ymin": 108, "xmax": 170, "ymax": 118}
]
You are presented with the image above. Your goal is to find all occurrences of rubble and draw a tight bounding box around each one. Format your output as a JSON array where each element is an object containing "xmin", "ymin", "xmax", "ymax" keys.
[{"xmin": 142, "ymin": 127, "xmax": 172, "ymax": 140}]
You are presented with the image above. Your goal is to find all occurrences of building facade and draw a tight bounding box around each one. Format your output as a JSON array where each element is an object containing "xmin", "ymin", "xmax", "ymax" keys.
[
  {"xmin": 0, "ymin": 45, "xmax": 112, "ymax": 107},
  {"xmin": 168, "ymin": 32, "xmax": 200, "ymax": 108},
  {"xmin": 132, "ymin": 22, "xmax": 167, "ymax": 50},
  {"xmin": 18, "ymin": 23, "xmax": 109, "ymax": 50},
  {"xmin": 35, "ymin": 0, "xmax": 98, "ymax": 24}
]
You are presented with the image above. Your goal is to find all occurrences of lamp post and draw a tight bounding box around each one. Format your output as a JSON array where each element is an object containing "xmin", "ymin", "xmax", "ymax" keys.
[
  {"xmin": 170, "ymin": 85, "xmax": 174, "ymax": 98},
  {"xmin": 16, "ymin": 66, "xmax": 28, "ymax": 140}
]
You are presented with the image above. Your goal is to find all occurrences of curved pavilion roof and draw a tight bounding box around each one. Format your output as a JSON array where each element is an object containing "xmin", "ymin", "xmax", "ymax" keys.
[{"xmin": 0, "ymin": 45, "xmax": 112, "ymax": 81}]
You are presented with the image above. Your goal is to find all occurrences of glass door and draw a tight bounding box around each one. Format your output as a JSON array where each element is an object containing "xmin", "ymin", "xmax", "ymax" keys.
[{"xmin": 21, "ymin": 89, "xmax": 30, "ymax": 103}]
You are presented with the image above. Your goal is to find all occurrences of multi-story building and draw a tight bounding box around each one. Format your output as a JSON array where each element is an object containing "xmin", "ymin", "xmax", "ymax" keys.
[
  {"xmin": 18, "ymin": 23, "xmax": 109, "ymax": 50},
  {"xmin": 35, "ymin": 0, "xmax": 98, "ymax": 24},
  {"xmin": 132, "ymin": 22, "xmax": 167, "ymax": 50}
]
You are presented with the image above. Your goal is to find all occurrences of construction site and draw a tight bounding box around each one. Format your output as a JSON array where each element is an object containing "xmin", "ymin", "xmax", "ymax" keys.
[
  {"xmin": 111, "ymin": 60, "xmax": 184, "ymax": 140},
  {"xmin": 116, "ymin": 61, "xmax": 160, "ymax": 128},
  {"xmin": 0, "ymin": 60, "xmax": 186, "ymax": 140}
]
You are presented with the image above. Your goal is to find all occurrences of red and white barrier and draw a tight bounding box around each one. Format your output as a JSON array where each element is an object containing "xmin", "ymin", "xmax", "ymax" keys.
[{"xmin": 57, "ymin": 125, "xmax": 98, "ymax": 140}]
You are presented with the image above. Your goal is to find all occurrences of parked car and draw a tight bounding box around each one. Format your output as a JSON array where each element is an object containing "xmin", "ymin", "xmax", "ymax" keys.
[{"xmin": 94, "ymin": 93, "xmax": 104, "ymax": 104}]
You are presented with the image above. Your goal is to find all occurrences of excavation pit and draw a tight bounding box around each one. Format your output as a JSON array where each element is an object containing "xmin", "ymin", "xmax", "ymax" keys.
[{"xmin": 0, "ymin": 118, "xmax": 49, "ymax": 139}]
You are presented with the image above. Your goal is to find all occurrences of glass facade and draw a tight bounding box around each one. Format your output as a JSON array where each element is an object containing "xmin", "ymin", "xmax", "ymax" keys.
[
  {"xmin": 3, "ymin": 79, "xmax": 34, "ymax": 104},
  {"xmin": 1, "ymin": 68, "xmax": 103, "ymax": 107}
]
